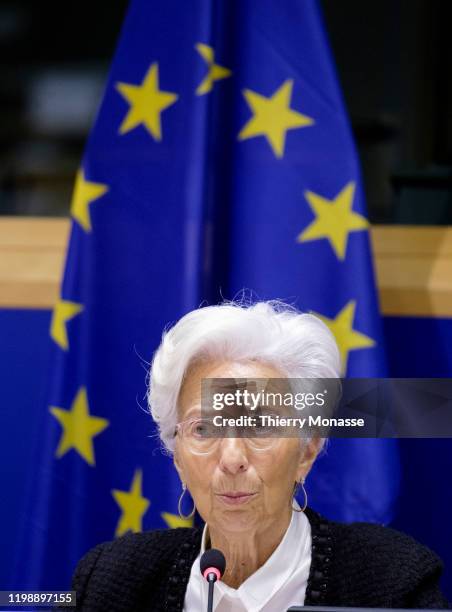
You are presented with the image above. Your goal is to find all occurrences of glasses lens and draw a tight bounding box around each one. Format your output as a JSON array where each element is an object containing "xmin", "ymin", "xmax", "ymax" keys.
[
  {"xmin": 245, "ymin": 419, "xmax": 276, "ymax": 450},
  {"xmin": 181, "ymin": 417, "xmax": 280, "ymax": 454},
  {"xmin": 185, "ymin": 418, "xmax": 218, "ymax": 454}
]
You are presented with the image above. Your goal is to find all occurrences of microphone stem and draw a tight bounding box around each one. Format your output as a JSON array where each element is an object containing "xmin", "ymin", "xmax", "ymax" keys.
[{"xmin": 207, "ymin": 576, "xmax": 215, "ymax": 612}]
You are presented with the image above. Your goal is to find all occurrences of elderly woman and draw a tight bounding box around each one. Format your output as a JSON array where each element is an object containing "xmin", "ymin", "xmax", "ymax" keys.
[{"xmin": 72, "ymin": 301, "xmax": 449, "ymax": 611}]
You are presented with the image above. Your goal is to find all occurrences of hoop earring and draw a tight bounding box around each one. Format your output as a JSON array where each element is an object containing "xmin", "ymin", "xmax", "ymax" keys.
[
  {"xmin": 292, "ymin": 477, "xmax": 307, "ymax": 512},
  {"xmin": 178, "ymin": 483, "xmax": 196, "ymax": 520}
]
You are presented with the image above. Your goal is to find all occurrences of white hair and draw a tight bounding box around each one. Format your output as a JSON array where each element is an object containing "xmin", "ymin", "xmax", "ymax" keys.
[{"xmin": 148, "ymin": 300, "xmax": 341, "ymax": 453}]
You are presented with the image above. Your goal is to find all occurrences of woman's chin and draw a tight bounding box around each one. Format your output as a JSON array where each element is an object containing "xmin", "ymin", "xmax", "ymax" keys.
[{"xmin": 210, "ymin": 506, "xmax": 260, "ymax": 533}]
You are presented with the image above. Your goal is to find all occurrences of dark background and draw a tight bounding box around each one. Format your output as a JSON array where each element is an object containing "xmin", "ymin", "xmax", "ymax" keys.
[{"xmin": 1, "ymin": 0, "xmax": 452, "ymax": 222}]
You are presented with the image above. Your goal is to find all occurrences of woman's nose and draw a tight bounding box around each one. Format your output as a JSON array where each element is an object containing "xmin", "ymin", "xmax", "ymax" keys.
[{"xmin": 218, "ymin": 437, "xmax": 249, "ymax": 475}]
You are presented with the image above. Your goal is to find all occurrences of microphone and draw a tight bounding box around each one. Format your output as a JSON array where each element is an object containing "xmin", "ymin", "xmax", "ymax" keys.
[{"xmin": 200, "ymin": 549, "xmax": 226, "ymax": 612}]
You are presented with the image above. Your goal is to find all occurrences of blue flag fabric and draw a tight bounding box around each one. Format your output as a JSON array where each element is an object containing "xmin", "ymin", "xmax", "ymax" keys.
[{"xmin": 14, "ymin": 0, "xmax": 399, "ymax": 590}]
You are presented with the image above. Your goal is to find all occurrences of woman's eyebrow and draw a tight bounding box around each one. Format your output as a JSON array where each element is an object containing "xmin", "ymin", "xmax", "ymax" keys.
[{"xmin": 181, "ymin": 406, "xmax": 202, "ymax": 419}]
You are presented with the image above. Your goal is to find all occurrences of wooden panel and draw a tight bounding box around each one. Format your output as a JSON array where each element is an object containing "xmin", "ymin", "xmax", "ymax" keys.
[
  {"xmin": 371, "ymin": 225, "xmax": 452, "ymax": 256},
  {"xmin": 371, "ymin": 226, "xmax": 452, "ymax": 317},
  {"xmin": 0, "ymin": 218, "xmax": 69, "ymax": 308},
  {"xmin": 0, "ymin": 218, "xmax": 451, "ymax": 317},
  {"xmin": 0, "ymin": 217, "xmax": 70, "ymax": 249}
]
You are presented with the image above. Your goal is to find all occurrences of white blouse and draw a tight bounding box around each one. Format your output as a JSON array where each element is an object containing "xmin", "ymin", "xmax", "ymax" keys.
[{"xmin": 183, "ymin": 503, "xmax": 312, "ymax": 612}]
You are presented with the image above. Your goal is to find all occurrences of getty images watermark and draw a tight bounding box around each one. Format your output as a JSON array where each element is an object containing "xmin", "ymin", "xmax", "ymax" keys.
[
  {"xmin": 201, "ymin": 378, "xmax": 452, "ymax": 438},
  {"xmin": 209, "ymin": 382, "xmax": 346, "ymax": 431}
]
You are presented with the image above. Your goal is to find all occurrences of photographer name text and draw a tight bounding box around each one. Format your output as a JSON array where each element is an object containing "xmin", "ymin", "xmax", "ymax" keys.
[{"xmin": 212, "ymin": 414, "xmax": 365, "ymax": 428}]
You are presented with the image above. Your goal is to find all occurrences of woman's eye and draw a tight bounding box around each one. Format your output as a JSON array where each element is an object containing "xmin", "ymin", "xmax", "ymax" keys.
[
  {"xmin": 255, "ymin": 424, "xmax": 272, "ymax": 435},
  {"xmin": 192, "ymin": 422, "xmax": 210, "ymax": 436}
]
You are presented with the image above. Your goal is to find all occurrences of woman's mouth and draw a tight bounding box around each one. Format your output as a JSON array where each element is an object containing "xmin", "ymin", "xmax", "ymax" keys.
[{"xmin": 216, "ymin": 491, "xmax": 257, "ymax": 506}]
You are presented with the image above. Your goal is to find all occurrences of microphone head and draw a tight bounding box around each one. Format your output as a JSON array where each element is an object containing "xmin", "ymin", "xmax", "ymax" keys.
[{"xmin": 200, "ymin": 548, "xmax": 226, "ymax": 582}]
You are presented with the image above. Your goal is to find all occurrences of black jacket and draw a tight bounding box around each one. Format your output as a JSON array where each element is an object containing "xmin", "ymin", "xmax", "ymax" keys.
[{"xmin": 72, "ymin": 508, "xmax": 450, "ymax": 611}]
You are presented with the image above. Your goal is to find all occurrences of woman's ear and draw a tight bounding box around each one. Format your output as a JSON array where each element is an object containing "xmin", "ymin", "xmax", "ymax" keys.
[
  {"xmin": 296, "ymin": 437, "xmax": 322, "ymax": 482},
  {"xmin": 173, "ymin": 447, "xmax": 186, "ymax": 483}
]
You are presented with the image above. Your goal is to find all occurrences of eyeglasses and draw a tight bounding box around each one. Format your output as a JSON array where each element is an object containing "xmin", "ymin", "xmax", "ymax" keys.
[{"xmin": 173, "ymin": 417, "xmax": 280, "ymax": 455}]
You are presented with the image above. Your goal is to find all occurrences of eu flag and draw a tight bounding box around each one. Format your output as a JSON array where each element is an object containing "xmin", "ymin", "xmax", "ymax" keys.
[{"xmin": 14, "ymin": 0, "xmax": 399, "ymax": 590}]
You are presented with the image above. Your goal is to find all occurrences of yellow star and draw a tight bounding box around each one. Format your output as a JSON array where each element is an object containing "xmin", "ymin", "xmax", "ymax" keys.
[
  {"xmin": 238, "ymin": 80, "xmax": 314, "ymax": 158},
  {"xmin": 50, "ymin": 387, "xmax": 109, "ymax": 466},
  {"xmin": 112, "ymin": 469, "xmax": 150, "ymax": 537},
  {"xmin": 116, "ymin": 63, "xmax": 178, "ymax": 140},
  {"xmin": 297, "ymin": 182, "xmax": 369, "ymax": 260},
  {"xmin": 70, "ymin": 169, "xmax": 109, "ymax": 232},
  {"xmin": 315, "ymin": 301, "xmax": 375, "ymax": 374},
  {"xmin": 161, "ymin": 512, "xmax": 194, "ymax": 529},
  {"xmin": 50, "ymin": 299, "xmax": 84, "ymax": 350},
  {"xmin": 195, "ymin": 43, "xmax": 232, "ymax": 95}
]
